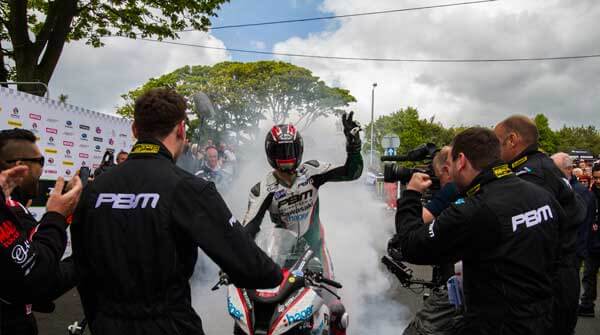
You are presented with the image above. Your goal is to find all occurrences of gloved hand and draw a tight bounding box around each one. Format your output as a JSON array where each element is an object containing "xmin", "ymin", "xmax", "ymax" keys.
[{"xmin": 342, "ymin": 111, "xmax": 362, "ymax": 152}]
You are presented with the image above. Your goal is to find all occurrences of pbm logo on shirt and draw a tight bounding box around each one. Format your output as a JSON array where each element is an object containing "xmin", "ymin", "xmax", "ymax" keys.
[
  {"xmin": 95, "ymin": 193, "xmax": 160, "ymax": 209},
  {"xmin": 511, "ymin": 205, "xmax": 553, "ymax": 232}
]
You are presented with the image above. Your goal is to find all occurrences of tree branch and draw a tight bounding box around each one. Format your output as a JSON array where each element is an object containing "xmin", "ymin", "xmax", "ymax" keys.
[
  {"xmin": 34, "ymin": 1, "xmax": 60, "ymax": 55},
  {"xmin": 6, "ymin": 0, "xmax": 31, "ymax": 48}
]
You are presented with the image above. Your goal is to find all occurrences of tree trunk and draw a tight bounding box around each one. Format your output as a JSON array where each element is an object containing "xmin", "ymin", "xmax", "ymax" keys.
[
  {"xmin": 0, "ymin": 44, "xmax": 8, "ymax": 85},
  {"xmin": 7, "ymin": 0, "xmax": 77, "ymax": 97}
]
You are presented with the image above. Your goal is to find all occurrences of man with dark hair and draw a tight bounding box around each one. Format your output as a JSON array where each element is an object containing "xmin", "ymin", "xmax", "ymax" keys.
[
  {"xmin": 422, "ymin": 146, "xmax": 459, "ymax": 224},
  {"xmin": 578, "ymin": 164, "xmax": 600, "ymax": 317},
  {"xmin": 391, "ymin": 127, "xmax": 560, "ymax": 335},
  {"xmin": 115, "ymin": 151, "xmax": 128, "ymax": 165},
  {"xmin": 495, "ymin": 115, "xmax": 585, "ymax": 334},
  {"xmin": 0, "ymin": 128, "xmax": 82, "ymax": 335},
  {"xmin": 71, "ymin": 88, "xmax": 282, "ymax": 335}
]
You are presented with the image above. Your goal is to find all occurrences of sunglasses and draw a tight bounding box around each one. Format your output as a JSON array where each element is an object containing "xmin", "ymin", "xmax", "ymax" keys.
[{"xmin": 5, "ymin": 156, "xmax": 45, "ymax": 167}]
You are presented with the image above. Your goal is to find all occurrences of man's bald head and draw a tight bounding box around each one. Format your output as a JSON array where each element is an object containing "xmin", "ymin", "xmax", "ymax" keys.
[
  {"xmin": 551, "ymin": 152, "xmax": 573, "ymax": 179},
  {"xmin": 494, "ymin": 115, "xmax": 539, "ymax": 162}
]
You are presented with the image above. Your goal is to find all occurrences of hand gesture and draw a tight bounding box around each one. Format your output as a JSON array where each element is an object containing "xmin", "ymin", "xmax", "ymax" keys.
[
  {"xmin": 0, "ymin": 165, "xmax": 28, "ymax": 198},
  {"xmin": 342, "ymin": 111, "xmax": 362, "ymax": 151},
  {"xmin": 46, "ymin": 176, "xmax": 83, "ymax": 219},
  {"xmin": 407, "ymin": 172, "xmax": 432, "ymax": 194}
]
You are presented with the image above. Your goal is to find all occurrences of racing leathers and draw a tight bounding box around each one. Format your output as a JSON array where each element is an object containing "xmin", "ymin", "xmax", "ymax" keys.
[
  {"xmin": 0, "ymin": 194, "xmax": 71, "ymax": 334},
  {"xmin": 508, "ymin": 145, "xmax": 586, "ymax": 335},
  {"xmin": 392, "ymin": 163, "xmax": 561, "ymax": 335},
  {"xmin": 71, "ymin": 139, "xmax": 282, "ymax": 335},
  {"xmin": 242, "ymin": 151, "xmax": 363, "ymax": 279}
]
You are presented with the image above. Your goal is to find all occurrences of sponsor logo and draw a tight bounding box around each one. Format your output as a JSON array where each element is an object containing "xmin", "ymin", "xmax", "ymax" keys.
[
  {"xmin": 65, "ymin": 169, "xmax": 72, "ymax": 176},
  {"xmin": 11, "ymin": 107, "xmax": 19, "ymax": 118},
  {"xmin": 79, "ymin": 153, "xmax": 89, "ymax": 159},
  {"xmin": 274, "ymin": 189, "xmax": 287, "ymax": 200},
  {"xmin": 278, "ymin": 190, "xmax": 313, "ymax": 208},
  {"xmin": 46, "ymin": 118, "xmax": 58, "ymax": 123},
  {"xmin": 511, "ymin": 205, "xmax": 554, "ymax": 232},
  {"xmin": 45, "ymin": 127, "xmax": 58, "ymax": 134},
  {"xmin": 7, "ymin": 120, "xmax": 22, "ymax": 127},
  {"xmin": 94, "ymin": 145, "xmax": 101, "ymax": 152},
  {"xmin": 108, "ymin": 138, "xmax": 115, "ymax": 145},
  {"xmin": 79, "ymin": 124, "xmax": 90, "ymax": 131},
  {"xmin": 95, "ymin": 127, "xmax": 102, "ymax": 134},
  {"xmin": 11, "ymin": 243, "xmax": 29, "ymax": 264},
  {"xmin": 63, "ymin": 141, "xmax": 74, "ymax": 147},
  {"xmin": 0, "ymin": 220, "xmax": 21, "ymax": 248},
  {"xmin": 65, "ymin": 149, "xmax": 72, "ymax": 158},
  {"xmin": 95, "ymin": 193, "xmax": 160, "ymax": 209},
  {"xmin": 80, "ymin": 133, "xmax": 88, "ymax": 141},
  {"xmin": 428, "ymin": 220, "xmax": 436, "ymax": 238},
  {"xmin": 119, "ymin": 133, "xmax": 128, "ymax": 138},
  {"xmin": 81, "ymin": 161, "xmax": 87, "ymax": 166},
  {"xmin": 29, "ymin": 113, "xmax": 41, "ymax": 120},
  {"xmin": 31, "ymin": 122, "xmax": 38, "ymax": 129},
  {"xmin": 63, "ymin": 160, "xmax": 74, "ymax": 166},
  {"xmin": 63, "ymin": 131, "xmax": 74, "ymax": 137},
  {"xmin": 65, "ymin": 120, "xmax": 73, "ymax": 128},
  {"xmin": 93, "ymin": 137, "xmax": 103, "ymax": 142},
  {"xmin": 44, "ymin": 148, "xmax": 57, "ymax": 154},
  {"xmin": 79, "ymin": 144, "xmax": 89, "ymax": 149},
  {"xmin": 46, "ymin": 137, "xmax": 55, "ymax": 146},
  {"xmin": 227, "ymin": 297, "xmax": 244, "ymax": 321},
  {"xmin": 132, "ymin": 143, "xmax": 159, "ymax": 154},
  {"xmin": 285, "ymin": 305, "xmax": 313, "ymax": 325},
  {"xmin": 44, "ymin": 169, "xmax": 58, "ymax": 175},
  {"xmin": 47, "ymin": 157, "xmax": 55, "ymax": 165}
]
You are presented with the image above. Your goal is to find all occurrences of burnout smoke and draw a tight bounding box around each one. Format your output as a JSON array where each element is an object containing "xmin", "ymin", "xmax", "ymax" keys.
[{"xmin": 188, "ymin": 119, "xmax": 410, "ymax": 334}]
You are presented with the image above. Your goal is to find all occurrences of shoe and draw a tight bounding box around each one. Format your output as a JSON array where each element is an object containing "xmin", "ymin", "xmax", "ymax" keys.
[{"xmin": 577, "ymin": 305, "xmax": 595, "ymax": 317}]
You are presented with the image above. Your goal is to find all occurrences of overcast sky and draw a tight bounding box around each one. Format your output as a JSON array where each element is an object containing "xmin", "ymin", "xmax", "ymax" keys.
[{"xmin": 48, "ymin": 0, "xmax": 600, "ymax": 129}]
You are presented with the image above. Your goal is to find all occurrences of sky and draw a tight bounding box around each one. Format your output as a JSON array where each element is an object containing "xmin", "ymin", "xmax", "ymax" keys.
[{"xmin": 47, "ymin": 0, "xmax": 600, "ymax": 129}]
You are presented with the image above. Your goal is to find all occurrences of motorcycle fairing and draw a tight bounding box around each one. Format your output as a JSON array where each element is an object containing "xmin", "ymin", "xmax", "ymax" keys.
[
  {"xmin": 228, "ymin": 285, "xmax": 254, "ymax": 335},
  {"xmin": 268, "ymin": 288, "xmax": 324, "ymax": 335}
]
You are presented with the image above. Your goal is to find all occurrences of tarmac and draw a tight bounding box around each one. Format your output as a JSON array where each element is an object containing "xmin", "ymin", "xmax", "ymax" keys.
[{"xmin": 36, "ymin": 272, "xmax": 600, "ymax": 334}]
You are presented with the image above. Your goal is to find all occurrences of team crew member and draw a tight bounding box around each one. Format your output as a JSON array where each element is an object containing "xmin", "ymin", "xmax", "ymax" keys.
[
  {"xmin": 422, "ymin": 146, "xmax": 460, "ymax": 224},
  {"xmin": 391, "ymin": 127, "xmax": 560, "ymax": 335},
  {"xmin": 495, "ymin": 115, "xmax": 585, "ymax": 334},
  {"xmin": 0, "ymin": 129, "xmax": 82, "ymax": 335},
  {"xmin": 71, "ymin": 88, "xmax": 282, "ymax": 335}
]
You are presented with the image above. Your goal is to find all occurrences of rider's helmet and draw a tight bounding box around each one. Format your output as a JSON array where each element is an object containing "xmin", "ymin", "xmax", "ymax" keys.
[{"xmin": 265, "ymin": 124, "xmax": 303, "ymax": 172}]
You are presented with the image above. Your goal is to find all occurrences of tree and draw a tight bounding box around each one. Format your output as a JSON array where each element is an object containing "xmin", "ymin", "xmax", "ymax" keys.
[
  {"xmin": 58, "ymin": 93, "xmax": 68, "ymax": 104},
  {"xmin": 0, "ymin": 0, "xmax": 228, "ymax": 96},
  {"xmin": 556, "ymin": 125, "xmax": 600, "ymax": 156},
  {"xmin": 534, "ymin": 114, "xmax": 559, "ymax": 153},
  {"xmin": 117, "ymin": 61, "xmax": 356, "ymax": 143}
]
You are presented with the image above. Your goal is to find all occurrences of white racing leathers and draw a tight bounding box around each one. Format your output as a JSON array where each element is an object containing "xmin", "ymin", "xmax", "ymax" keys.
[{"xmin": 242, "ymin": 153, "xmax": 363, "ymax": 280}]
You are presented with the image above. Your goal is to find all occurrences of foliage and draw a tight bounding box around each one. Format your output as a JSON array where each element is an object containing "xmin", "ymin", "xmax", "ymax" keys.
[
  {"xmin": 0, "ymin": 0, "xmax": 228, "ymax": 95},
  {"xmin": 117, "ymin": 61, "xmax": 356, "ymax": 143}
]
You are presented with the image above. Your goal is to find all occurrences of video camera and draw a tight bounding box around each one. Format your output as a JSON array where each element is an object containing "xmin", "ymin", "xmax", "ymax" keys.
[{"xmin": 381, "ymin": 143, "xmax": 441, "ymax": 193}]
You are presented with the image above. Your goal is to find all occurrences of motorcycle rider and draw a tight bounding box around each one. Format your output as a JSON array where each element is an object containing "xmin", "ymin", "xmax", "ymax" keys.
[{"xmin": 242, "ymin": 112, "xmax": 363, "ymax": 334}]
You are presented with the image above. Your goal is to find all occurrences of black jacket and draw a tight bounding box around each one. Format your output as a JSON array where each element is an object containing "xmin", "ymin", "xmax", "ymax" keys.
[
  {"xmin": 589, "ymin": 187, "xmax": 600, "ymax": 254},
  {"xmin": 71, "ymin": 139, "xmax": 282, "ymax": 335},
  {"xmin": 572, "ymin": 182, "xmax": 597, "ymax": 258},
  {"xmin": 508, "ymin": 145, "xmax": 585, "ymax": 267},
  {"xmin": 392, "ymin": 163, "xmax": 560, "ymax": 333}
]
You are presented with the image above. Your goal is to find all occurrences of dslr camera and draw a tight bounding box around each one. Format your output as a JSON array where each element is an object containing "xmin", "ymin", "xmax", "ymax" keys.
[{"xmin": 381, "ymin": 143, "xmax": 441, "ymax": 194}]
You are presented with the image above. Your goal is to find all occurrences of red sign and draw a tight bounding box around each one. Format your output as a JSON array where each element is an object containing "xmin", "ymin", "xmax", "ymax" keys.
[
  {"xmin": 79, "ymin": 153, "xmax": 89, "ymax": 159},
  {"xmin": 63, "ymin": 141, "xmax": 74, "ymax": 147},
  {"xmin": 29, "ymin": 113, "xmax": 41, "ymax": 120},
  {"xmin": 46, "ymin": 128, "xmax": 58, "ymax": 134},
  {"xmin": 0, "ymin": 220, "xmax": 20, "ymax": 248}
]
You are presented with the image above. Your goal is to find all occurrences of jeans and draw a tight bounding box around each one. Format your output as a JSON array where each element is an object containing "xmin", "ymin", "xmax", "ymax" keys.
[{"xmin": 581, "ymin": 254, "xmax": 600, "ymax": 308}]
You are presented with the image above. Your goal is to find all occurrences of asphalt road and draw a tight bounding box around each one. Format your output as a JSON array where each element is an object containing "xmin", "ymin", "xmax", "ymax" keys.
[{"xmin": 36, "ymin": 272, "xmax": 600, "ymax": 335}]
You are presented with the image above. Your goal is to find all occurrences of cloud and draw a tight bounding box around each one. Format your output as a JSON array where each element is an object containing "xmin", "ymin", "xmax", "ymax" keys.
[
  {"xmin": 49, "ymin": 32, "xmax": 231, "ymax": 115},
  {"xmin": 250, "ymin": 40, "xmax": 267, "ymax": 50},
  {"xmin": 273, "ymin": 0, "xmax": 600, "ymax": 129}
]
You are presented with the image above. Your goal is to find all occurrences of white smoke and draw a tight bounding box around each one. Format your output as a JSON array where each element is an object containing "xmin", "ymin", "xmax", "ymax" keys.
[{"xmin": 190, "ymin": 118, "xmax": 411, "ymax": 334}]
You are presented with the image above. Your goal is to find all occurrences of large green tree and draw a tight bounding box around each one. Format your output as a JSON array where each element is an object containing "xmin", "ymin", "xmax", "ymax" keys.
[
  {"xmin": 0, "ymin": 0, "xmax": 228, "ymax": 96},
  {"xmin": 534, "ymin": 114, "xmax": 559, "ymax": 153},
  {"xmin": 118, "ymin": 61, "xmax": 356, "ymax": 143}
]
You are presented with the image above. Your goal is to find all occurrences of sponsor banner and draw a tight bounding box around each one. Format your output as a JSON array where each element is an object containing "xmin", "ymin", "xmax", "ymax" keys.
[{"xmin": 0, "ymin": 87, "xmax": 133, "ymax": 180}]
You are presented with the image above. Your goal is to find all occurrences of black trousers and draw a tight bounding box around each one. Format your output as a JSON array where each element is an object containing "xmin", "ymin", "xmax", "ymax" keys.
[{"xmin": 581, "ymin": 254, "xmax": 600, "ymax": 308}]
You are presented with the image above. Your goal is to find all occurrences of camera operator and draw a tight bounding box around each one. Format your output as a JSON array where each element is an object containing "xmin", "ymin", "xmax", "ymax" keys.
[
  {"xmin": 391, "ymin": 127, "xmax": 561, "ymax": 335},
  {"xmin": 0, "ymin": 129, "xmax": 82, "ymax": 334},
  {"xmin": 422, "ymin": 146, "xmax": 460, "ymax": 224},
  {"xmin": 494, "ymin": 115, "xmax": 585, "ymax": 334},
  {"xmin": 71, "ymin": 88, "xmax": 282, "ymax": 335}
]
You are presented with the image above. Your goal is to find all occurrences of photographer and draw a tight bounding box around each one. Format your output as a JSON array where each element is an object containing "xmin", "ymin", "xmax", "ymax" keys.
[
  {"xmin": 0, "ymin": 129, "xmax": 82, "ymax": 334},
  {"xmin": 422, "ymin": 146, "xmax": 459, "ymax": 224},
  {"xmin": 71, "ymin": 88, "xmax": 282, "ymax": 335},
  {"xmin": 391, "ymin": 127, "xmax": 561, "ymax": 335},
  {"xmin": 495, "ymin": 115, "xmax": 585, "ymax": 334}
]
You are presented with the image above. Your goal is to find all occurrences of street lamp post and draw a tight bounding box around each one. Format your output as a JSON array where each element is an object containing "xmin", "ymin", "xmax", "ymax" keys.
[{"xmin": 370, "ymin": 83, "xmax": 378, "ymax": 167}]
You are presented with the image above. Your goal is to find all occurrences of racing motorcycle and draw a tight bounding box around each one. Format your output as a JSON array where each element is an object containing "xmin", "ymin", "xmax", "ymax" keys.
[{"xmin": 212, "ymin": 229, "xmax": 344, "ymax": 335}]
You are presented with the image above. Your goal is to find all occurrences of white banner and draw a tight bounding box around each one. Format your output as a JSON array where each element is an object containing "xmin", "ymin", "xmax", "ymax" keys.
[{"xmin": 0, "ymin": 87, "xmax": 134, "ymax": 179}]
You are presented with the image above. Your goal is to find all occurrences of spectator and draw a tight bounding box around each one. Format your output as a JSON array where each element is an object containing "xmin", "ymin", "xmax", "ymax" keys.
[
  {"xmin": 176, "ymin": 139, "xmax": 197, "ymax": 173},
  {"xmin": 580, "ymin": 175, "xmax": 591, "ymax": 189},
  {"xmin": 579, "ymin": 164, "xmax": 600, "ymax": 317},
  {"xmin": 0, "ymin": 129, "xmax": 82, "ymax": 335},
  {"xmin": 584, "ymin": 166, "xmax": 593, "ymax": 177},
  {"xmin": 116, "ymin": 151, "xmax": 128, "ymax": 165},
  {"xmin": 579, "ymin": 160, "xmax": 588, "ymax": 170},
  {"xmin": 574, "ymin": 168, "xmax": 584, "ymax": 180}
]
